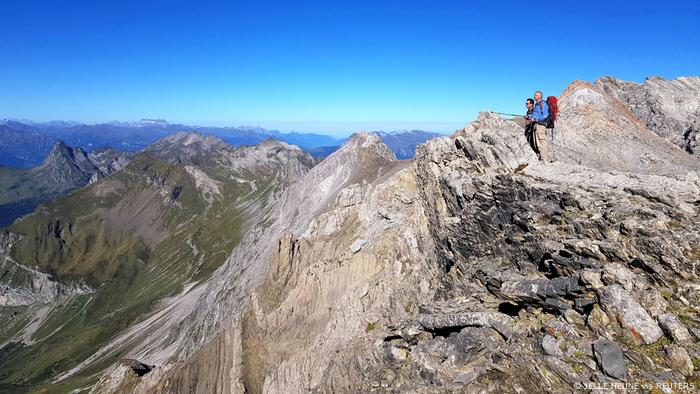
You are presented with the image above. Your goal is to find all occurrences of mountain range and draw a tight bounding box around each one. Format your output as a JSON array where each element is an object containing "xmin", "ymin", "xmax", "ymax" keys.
[
  {"xmin": 0, "ymin": 75, "xmax": 699, "ymax": 393},
  {"xmin": 0, "ymin": 121, "xmax": 441, "ymax": 228},
  {"xmin": 0, "ymin": 124, "xmax": 57, "ymax": 168},
  {"xmin": 0, "ymin": 119, "xmax": 443, "ymax": 168}
]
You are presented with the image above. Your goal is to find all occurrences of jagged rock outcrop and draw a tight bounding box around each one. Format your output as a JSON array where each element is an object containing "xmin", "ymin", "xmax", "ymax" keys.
[
  {"xmin": 145, "ymin": 132, "xmax": 232, "ymax": 165},
  {"xmin": 3, "ymin": 77, "xmax": 700, "ymax": 392},
  {"xmin": 88, "ymin": 147, "xmax": 131, "ymax": 182},
  {"xmin": 595, "ymin": 76, "xmax": 700, "ymax": 154},
  {"xmin": 547, "ymin": 80, "xmax": 698, "ymax": 174},
  {"xmin": 31, "ymin": 141, "xmax": 128, "ymax": 187},
  {"xmin": 0, "ymin": 251, "xmax": 93, "ymax": 307}
]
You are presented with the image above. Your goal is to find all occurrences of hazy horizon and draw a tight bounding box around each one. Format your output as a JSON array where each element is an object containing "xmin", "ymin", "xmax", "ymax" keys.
[
  {"xmin": 1, "ymin": 117, "xmax": 459, "ymax": 137},
  {"xmin": 2, "ymin": 1, "xmax": 698, "ymax": 136}
]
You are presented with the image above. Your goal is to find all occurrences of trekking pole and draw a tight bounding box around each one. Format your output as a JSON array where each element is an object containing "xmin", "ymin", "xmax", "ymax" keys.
[{"xmin": 490, "ymin": 111, "xmax": 523, "ymax": 117}]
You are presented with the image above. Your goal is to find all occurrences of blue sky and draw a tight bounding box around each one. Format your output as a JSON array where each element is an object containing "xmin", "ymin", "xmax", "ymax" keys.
[{"xmin": 1, "ymin": 1, "xmax": 698, "ymax": 136}]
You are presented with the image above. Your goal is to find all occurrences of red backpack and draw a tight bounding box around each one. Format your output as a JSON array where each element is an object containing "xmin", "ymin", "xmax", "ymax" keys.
[{"xmin": 547, "ymin": 96, "xmax": 558, "ymax": 123}]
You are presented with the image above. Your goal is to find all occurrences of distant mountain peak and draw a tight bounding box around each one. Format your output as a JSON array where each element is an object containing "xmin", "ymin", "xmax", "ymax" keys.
[
  {"xmin": 40, "ymin": 120, "xmax": 85, "ymax": 128},
  {"xmin": 48, "ymin": 140, "xmax": 74, "ymax": 158},
  {"xmin": 29, "ymin": 140, "xmax": 129, "ymax": 186},
  {"xmin": 158, "ymin": 131, "xmax": 226, "ymax": 147},
  {"xmin": 340, "ymin": 132, "xmax": 396, "ymax": 161},
  {"xmin": 145, "ymin": 132, "xmax": 232, "ymax": 165},
  {"xmin": 258, "ymin": 138, "xmax": 303, "ymax": 151},
  {"xmin": 139, "ymin": 118, "xmax": 170, "ymax": 127},
  {"xmin": 44, "ymin": 140, "xmax": 97, "ymax": 166},
  {"xmin": 368, "ymin": 129, "xmax": 443, "ymax": 160}
]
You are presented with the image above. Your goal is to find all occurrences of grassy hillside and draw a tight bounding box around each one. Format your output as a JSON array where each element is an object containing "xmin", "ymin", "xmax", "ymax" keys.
[{"xmin": 0, "ymin": 150, "xmax": 285, "ymax": 392}]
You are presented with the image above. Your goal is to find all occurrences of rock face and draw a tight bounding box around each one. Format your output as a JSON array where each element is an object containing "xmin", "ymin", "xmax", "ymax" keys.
[
  {"xmin": 595, "ymin": 76, "xmax": 700, "ymax": 154},
  {"xmin": 88, "ymin": 147, "xmax": 131, "ymax": 180},
  {"xmin": 551, "ymin": 80, "xmax": 698, "ymax": 174},
  {"xmin": 0, "ymin": 252, "xmax": 93, "ymax": 306},
  {"xmin": 3, "ymin": 77, "xmax": 700, "ymax": 392},
  {"xmin": 31, "ymin": 141, "xmax": 127, "ymax": 187}
]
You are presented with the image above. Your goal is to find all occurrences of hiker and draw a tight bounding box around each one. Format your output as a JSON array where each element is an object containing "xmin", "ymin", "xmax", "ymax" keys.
[
  {"xmin": 525, "ymin": 91, "xmax": 551, "ymax": 162},
  {"xmin": 524, "ymin": 98, "xmax": 537, "ymax": 154}
]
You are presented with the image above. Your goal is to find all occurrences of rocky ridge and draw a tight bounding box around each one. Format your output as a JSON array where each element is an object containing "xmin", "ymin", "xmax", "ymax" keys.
[
  {"xmin": 1, "ymin": 76, "xmax": 699, "ymax": 393},
  {"xmin": 97, "ymin": 77, "xmax": 699, "ymax": 393},
  {"xmin": 31, "ymin": 141, "xmax": 128, "ymax": 187},
  {"xmin": 1, "ymin": 232, "xmax": 92, "ymax": 307}
]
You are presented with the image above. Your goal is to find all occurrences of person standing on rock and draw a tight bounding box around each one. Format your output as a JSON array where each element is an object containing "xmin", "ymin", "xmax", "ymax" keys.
[
  {"xmin": 526, "ymin": 91, "xmax": 550, "ymax": 162},
  {"xmin": 524, "ymin": 98, "xmax": 537, "ymax": 153}
]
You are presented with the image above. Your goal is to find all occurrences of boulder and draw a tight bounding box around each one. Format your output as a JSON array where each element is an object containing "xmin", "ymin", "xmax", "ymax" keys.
[
  {"xmin": 579, "ymin": 269, "xmax": 604, "ymax": 290},
  {"xmin": 586, "ymin": 304, "xmax": 610, "ymax": 334},
  {"xmin": 664, "ymin": 345, "xmax": 694, "ymax": 377},
  {"xmin": 483, "ymin": 271, "xmax": 585, "ymax": 312},
  {"xmin": 600, "ymin": 285, "xmax": 663, "ymax": 344},
  {"xmin": 637, "ymin": 287, "xmax": 668, "ymax": 318},
  {"xmin": 658, "ymin": 313, "xmax": 692, "ymax": 342},
  {"xmin": 593, "ymin": 339, "xmax": 627, "ymax": 380},
  {"xmin": 349, "ymin": 239, "xmax": 366, "ymax": 253},
  {"xmin": 121, "ymin": 358, "xmax": 155, "ymax": 377},
  {"xmin": 541, "ymin": 335, "xmax": 563, "ymax": 357}
]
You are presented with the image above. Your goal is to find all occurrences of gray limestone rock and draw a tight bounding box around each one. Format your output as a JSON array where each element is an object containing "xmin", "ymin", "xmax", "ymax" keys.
[
  {"xmin": 97, "ymin": 79, "xmax": 699, "ymax": 392},
  {"xmin": 542, "ymin": 334, "xmax": 563, "ymax": 357},
  {"xmin": 416, "ymin": 311, "xmax": 514, "ymax": 339},
  {"xmin": 658, "ymin": 313, "xmax": 692, "ymax": 342},
  {"xmin": 600, "ymin": 284, "xmax": 664, "ymax": 345},
  {"xmin": 664, "ymin": 345, "xmax": 694, "ymax": 377},
  {"xmin": 593, "ymin": 339, "xmax": 627, "ymax": 380},
  {"xmin": 595, "ymin": 76, "xmax": 700, "ymax": 154},
  {"xmin": 349, "ymin": 238, "xmax": 366, "ymax": 253}
]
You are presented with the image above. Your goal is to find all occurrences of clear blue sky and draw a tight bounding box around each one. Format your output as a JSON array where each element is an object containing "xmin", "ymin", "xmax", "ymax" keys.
[{"xmin": 1, "ymin": 0, "xmax": 698, "ymax": 136}]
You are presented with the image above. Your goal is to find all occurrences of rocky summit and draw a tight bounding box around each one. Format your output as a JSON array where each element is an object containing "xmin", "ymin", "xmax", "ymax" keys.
[
  {"xmin": 1, "ymin": 76, "xmax": 699, "ymax": 393},
  {"xmin": 0, "ymin": 141, "xmax": 130, "ymax": 227}
]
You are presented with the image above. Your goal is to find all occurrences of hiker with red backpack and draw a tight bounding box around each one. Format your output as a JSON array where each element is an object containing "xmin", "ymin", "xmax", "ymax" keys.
[{"xmin": 525, "ymin": 91, "xmax": 558, "ymax": 162}]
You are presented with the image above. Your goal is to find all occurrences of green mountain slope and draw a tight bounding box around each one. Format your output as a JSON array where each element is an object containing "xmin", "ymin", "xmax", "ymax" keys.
[{"xmin": 0, "ymin": 134, "xmax": 313, "ymax": 392}]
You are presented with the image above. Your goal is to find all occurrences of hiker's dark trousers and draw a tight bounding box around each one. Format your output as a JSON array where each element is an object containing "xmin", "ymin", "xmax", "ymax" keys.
[{"xmin": 525, "ymin": 121, "xmax": 549, "ymax": 162}]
